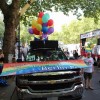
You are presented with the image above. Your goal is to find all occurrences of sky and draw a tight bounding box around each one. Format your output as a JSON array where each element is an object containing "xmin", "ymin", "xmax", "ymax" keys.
[{"xmin": 48, "ymin": 12, "xmax": 77, "ymax": 32}]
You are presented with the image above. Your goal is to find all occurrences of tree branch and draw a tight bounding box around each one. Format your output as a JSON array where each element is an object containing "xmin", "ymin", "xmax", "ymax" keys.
[{"xmin": 0, "ymin": 0, "xmax": 8, "ymax": 15}]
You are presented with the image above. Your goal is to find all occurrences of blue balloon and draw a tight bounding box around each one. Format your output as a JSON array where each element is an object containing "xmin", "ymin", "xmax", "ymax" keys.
[{"xmin": 42, "ymin": 26, "xmax": 48, "ymax": 34}]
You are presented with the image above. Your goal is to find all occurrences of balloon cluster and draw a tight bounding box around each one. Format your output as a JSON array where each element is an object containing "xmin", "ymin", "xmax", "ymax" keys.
[{"xmin": 28, "ymin": 12, "xmax": 54, "ymax": 40}]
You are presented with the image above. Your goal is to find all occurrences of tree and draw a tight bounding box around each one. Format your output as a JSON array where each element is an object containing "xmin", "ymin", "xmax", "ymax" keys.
[
  {"xmin": 49, "ymin": 17, "xmax": 100, "ymax": 44},
  {"xmin": 0, "ymin": 0, "xmax": 100, "ymax": 62},
  {"xmin": 0, "ymin": 0, "xmax": 20, "ymax": 62}
]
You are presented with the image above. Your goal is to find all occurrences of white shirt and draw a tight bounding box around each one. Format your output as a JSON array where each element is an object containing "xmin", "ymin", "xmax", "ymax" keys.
[
  {"xmin": 22, "ymin": 47, "xmax": 28, "ymax": 56},
  {"xmin": 84, "ymin": 57, "xmax": 94, "ymax": 73}
]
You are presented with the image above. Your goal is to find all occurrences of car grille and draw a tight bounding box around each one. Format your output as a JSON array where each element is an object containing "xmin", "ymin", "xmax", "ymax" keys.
[
  {"xmin": 17, "ymin": 70, "xmax": 81, "ymax": 91},
  {"xmin": 28, "ymin": 82, "xmax": 74, "ymax": 91}
]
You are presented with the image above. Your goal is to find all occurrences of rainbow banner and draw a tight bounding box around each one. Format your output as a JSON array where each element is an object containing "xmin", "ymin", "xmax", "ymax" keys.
[{"xmin": 0, "ymin": 60, "xmax": 88, "ymax": 76}]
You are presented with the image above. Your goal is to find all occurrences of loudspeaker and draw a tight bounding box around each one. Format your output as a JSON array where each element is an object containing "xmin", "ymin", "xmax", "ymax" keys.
[
  {"xmin": 30, "ymin": 40, "xmax": 58, "ymax": 49},
  {"xmin": 45, "ymin": 40, "xmax": 58, "ymax": 48},
  {"xmin": 30, "ymin": 41, "xmax": 44, "ymax": 49}
]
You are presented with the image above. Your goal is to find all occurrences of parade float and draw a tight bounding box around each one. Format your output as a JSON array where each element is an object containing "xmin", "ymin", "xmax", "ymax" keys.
[{"xmin": 0, "ymin": 12, "xmax": 88, "ymax": 100}]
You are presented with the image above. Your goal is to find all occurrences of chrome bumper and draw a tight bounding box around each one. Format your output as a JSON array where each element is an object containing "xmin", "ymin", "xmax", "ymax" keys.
[{"xmin": 17, "ymin": 84, "xmax": 83, "ymax": 98}]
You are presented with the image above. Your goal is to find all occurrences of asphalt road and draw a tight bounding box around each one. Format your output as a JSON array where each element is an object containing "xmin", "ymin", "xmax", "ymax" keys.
[{"xmin": 0, "ymin": 68, "xmax": 100, "ymax": 100}]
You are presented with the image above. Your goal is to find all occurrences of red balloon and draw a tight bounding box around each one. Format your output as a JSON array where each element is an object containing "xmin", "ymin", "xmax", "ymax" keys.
[
  {"xmin": 38, "ymin": 12, "xmax": 44, "ymax": 18},
  {"xmin": 33, "ymin": 28, "xmax": 40, "ymax": 35},
  {"xmin": 47, "ymin": 19, "xmax": 53, "ymax": 26}
]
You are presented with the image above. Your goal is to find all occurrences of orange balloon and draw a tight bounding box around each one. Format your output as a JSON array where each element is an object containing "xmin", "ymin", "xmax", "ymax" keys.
[
  {"xmin": 32, "ymin": 25, "xmax": 35, "ymax": 29},
  {"xmin": 39, "ymin": 31, "xmax": 42, "ymax": 35},
  {"xmin": 37, "ymin": 18, "xmax": 42, "ymax": 24}
]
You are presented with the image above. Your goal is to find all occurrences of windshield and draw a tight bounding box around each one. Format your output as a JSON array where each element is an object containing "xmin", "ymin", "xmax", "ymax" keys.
[{"xmin": 26, "ymin": 49, "xmax": 68, "ymax": 62}]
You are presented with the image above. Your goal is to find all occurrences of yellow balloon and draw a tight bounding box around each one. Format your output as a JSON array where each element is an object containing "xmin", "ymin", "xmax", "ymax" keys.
[
  {"xmin": 36, "ymin": 24, "xmax": 42, "ymax": 31},
  {"xmin": 32, "ymin": 25, "xmax": 35, "ymax": 29},
  {"xmin": 32, "ymin": 20, "xmax": 37, "ymax": 26}
]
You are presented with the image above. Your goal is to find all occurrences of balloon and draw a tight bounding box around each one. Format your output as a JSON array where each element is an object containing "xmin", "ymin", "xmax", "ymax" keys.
[
  {"xmin": 33, "ymin": 28, "xmax": 40, "ymax": 35},
  {"xmin": 47, "ymin": 27, "xmax": 54, "ymax": 35},
  {"xmin": 38, "ymin": 12, "xmax": 44, "ymax": 18},
  {"xmin": 37, "ymin": 18, "xmax": 42, "ymax": 24},
  {"xmin": 45, "ymin": 13, "xmax": 50, "ymax": 19},
  {"xmin": 28, "ymin": 28, "xmax": 33, "ymax": 34},
  {"xmin": 42, "ymin": 13, "xmax": 50, "ymax": 23},
  {"xmin": 36, "ymin": 24, "xmax": 42, "ymax": 31},
  {"xmin": 42, "ymin": 33, "xmax": 48, "ymax": 38},
  {"xmin": 32, "ymin": 25, "xmax": 35, "ymax": 29},
  {"xmin": 42, "ymin": 23, "xmax": 48, "ymax": 27},
  {"xmin": 32, "ymin": 19, "xmax": 37, "ymax": 27},
  {"xmin": 48, "ymin": 24, "xmax": 54, "ymax": 28},
  {"xmin": 39, "ymin": 31, "xmax": 42, "ymax": 35},
  {"xmin": 29, "ymin": 12, "xmax": 54, "ymax": 40},
  {"xmin": 42, "ymin": 26, "xmax": 48, "ymax": 34},
  {"xmin": 47, "ymin": 19, "xmax": 53, "ymax": 26}
]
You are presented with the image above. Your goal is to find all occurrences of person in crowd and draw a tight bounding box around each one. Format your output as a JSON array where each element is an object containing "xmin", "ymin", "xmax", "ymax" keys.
[
  {"xmin": 73, "ymin": 50, "xmax": 79, "ymax": 59},
  {"xmin": 0, "ymin": 49, "xmax": 4, "ymax": 74},
  {"xmin": 15, "ymin": 41, "xmax": 23, "ymax": 61},
  {"xmin": 84, "ymin": 52, "xmax": 94, "ymax": 90},
  {"xmin": 22, "ymin": 43, "xmax": 29, "ymax": 61},
  {"xmin": 64, "ymin": 48, "xmax": 70, "ymax": 58}
]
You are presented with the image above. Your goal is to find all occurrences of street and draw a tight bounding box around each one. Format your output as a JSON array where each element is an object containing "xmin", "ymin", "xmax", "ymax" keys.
[{"xmin": 0, "ymin": 67, "xmax": 100, "ymax": 100}]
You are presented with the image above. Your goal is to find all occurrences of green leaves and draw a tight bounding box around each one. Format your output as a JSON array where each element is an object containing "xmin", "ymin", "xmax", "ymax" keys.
[
  {"xmin": 0, "ymin": 20, "xmax": 4, "ymax": 38},
  {"xmin": 49, "ymin": 17, "xmax": 100, "ymax": 44},
  {"xmin": 19, "ymin": 0, "xmax": 100, "ymax": 26}
]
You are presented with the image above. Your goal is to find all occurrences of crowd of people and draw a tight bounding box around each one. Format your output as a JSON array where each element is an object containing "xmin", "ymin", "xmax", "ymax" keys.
[
  {"xmin": 63, "ymin": 48, "xmax": 79, "ymax": 59},
  {"xmin": 15, "ymin": 42, "xmax": 29, "ymax": 62}
]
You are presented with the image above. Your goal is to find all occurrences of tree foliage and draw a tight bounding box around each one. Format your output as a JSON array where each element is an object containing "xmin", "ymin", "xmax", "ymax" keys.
[
  {"xmin": 20, "ymin": 0, "xmax": 100, "ymax": 26},
  {"xmin": 49, "ymin": 17, "xmax": 100, "ymax": 44}
]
